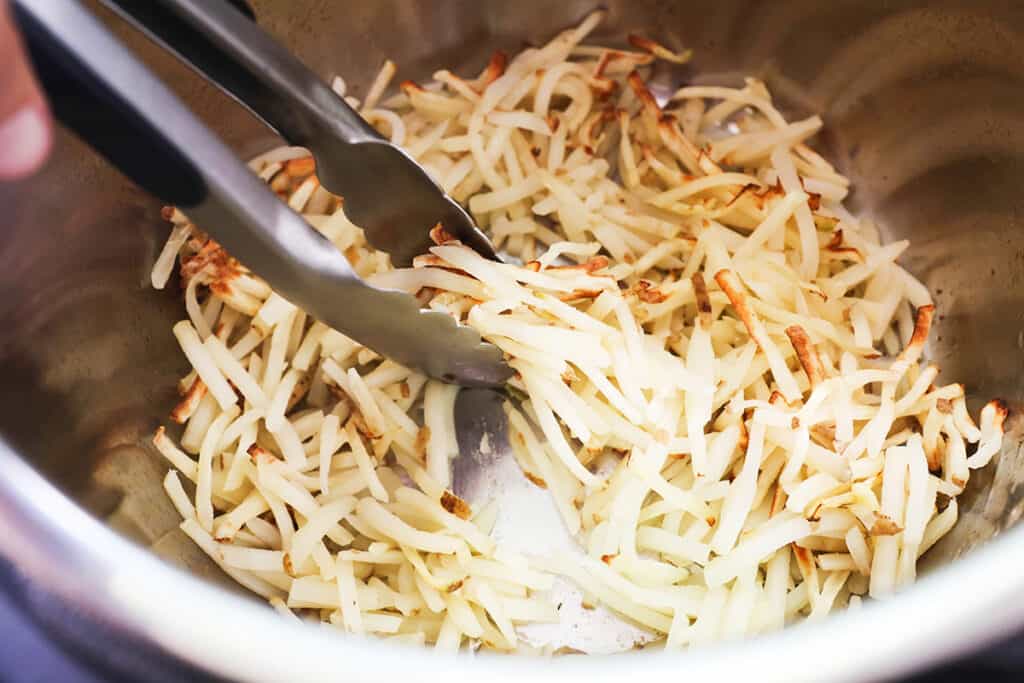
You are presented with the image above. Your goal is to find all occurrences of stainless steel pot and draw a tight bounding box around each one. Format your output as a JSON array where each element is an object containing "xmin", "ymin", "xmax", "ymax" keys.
[{"xmin": 2, "ymin": 0, "xmax": 1024, "ymax": 680}]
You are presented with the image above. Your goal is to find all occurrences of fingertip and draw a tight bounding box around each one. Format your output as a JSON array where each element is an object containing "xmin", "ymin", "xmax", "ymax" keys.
[{"xmin": 0, "ymin": 101, "xmax": 52, "ymax": 180}]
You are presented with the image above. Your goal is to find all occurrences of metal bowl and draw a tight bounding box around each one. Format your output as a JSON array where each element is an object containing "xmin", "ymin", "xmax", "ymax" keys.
[{"xmin": 2, "ymin": 0, "xmax": 1024, "ymax": 680}]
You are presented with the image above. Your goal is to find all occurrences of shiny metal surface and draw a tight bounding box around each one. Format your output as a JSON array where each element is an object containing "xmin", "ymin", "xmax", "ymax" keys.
[{"xmin": 2, "ymin": 0, "xmax": 1024, "ymax": 679}]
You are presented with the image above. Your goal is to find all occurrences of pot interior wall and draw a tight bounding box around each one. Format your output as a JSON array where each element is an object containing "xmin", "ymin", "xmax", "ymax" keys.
[{"xmin": 1, "ymin": 0, "xmax": 1023, "ymax": 598}]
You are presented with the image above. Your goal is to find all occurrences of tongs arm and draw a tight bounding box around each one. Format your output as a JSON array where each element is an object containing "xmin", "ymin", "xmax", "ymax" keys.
[
  {"xmin": 98, "ymin": 0, "xmax": 380, "ymax": 148},
  {"xmin": 99, "ymin": 0, "xmax": 500, "ymax": 265},
  {"xmin": 13, "ymin": 0, "xmax": 510, "ymax": 386}
]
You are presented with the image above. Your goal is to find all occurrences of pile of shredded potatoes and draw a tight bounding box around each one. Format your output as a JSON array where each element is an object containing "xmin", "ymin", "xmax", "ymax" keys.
[{"xmin": 150, "ymin": 10, "xmax": 1007, "ymax": 651}]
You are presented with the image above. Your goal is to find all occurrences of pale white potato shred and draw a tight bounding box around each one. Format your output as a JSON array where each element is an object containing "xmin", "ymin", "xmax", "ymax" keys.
[{"xmin": 150, "ymin": 10, "xmax": 1007, "ymax": 651}]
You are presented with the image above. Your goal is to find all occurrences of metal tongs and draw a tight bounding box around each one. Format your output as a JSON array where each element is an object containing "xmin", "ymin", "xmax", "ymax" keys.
[{"xmin": 13, "ymin": 0, "xmax": 512, "ymax": 387}]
